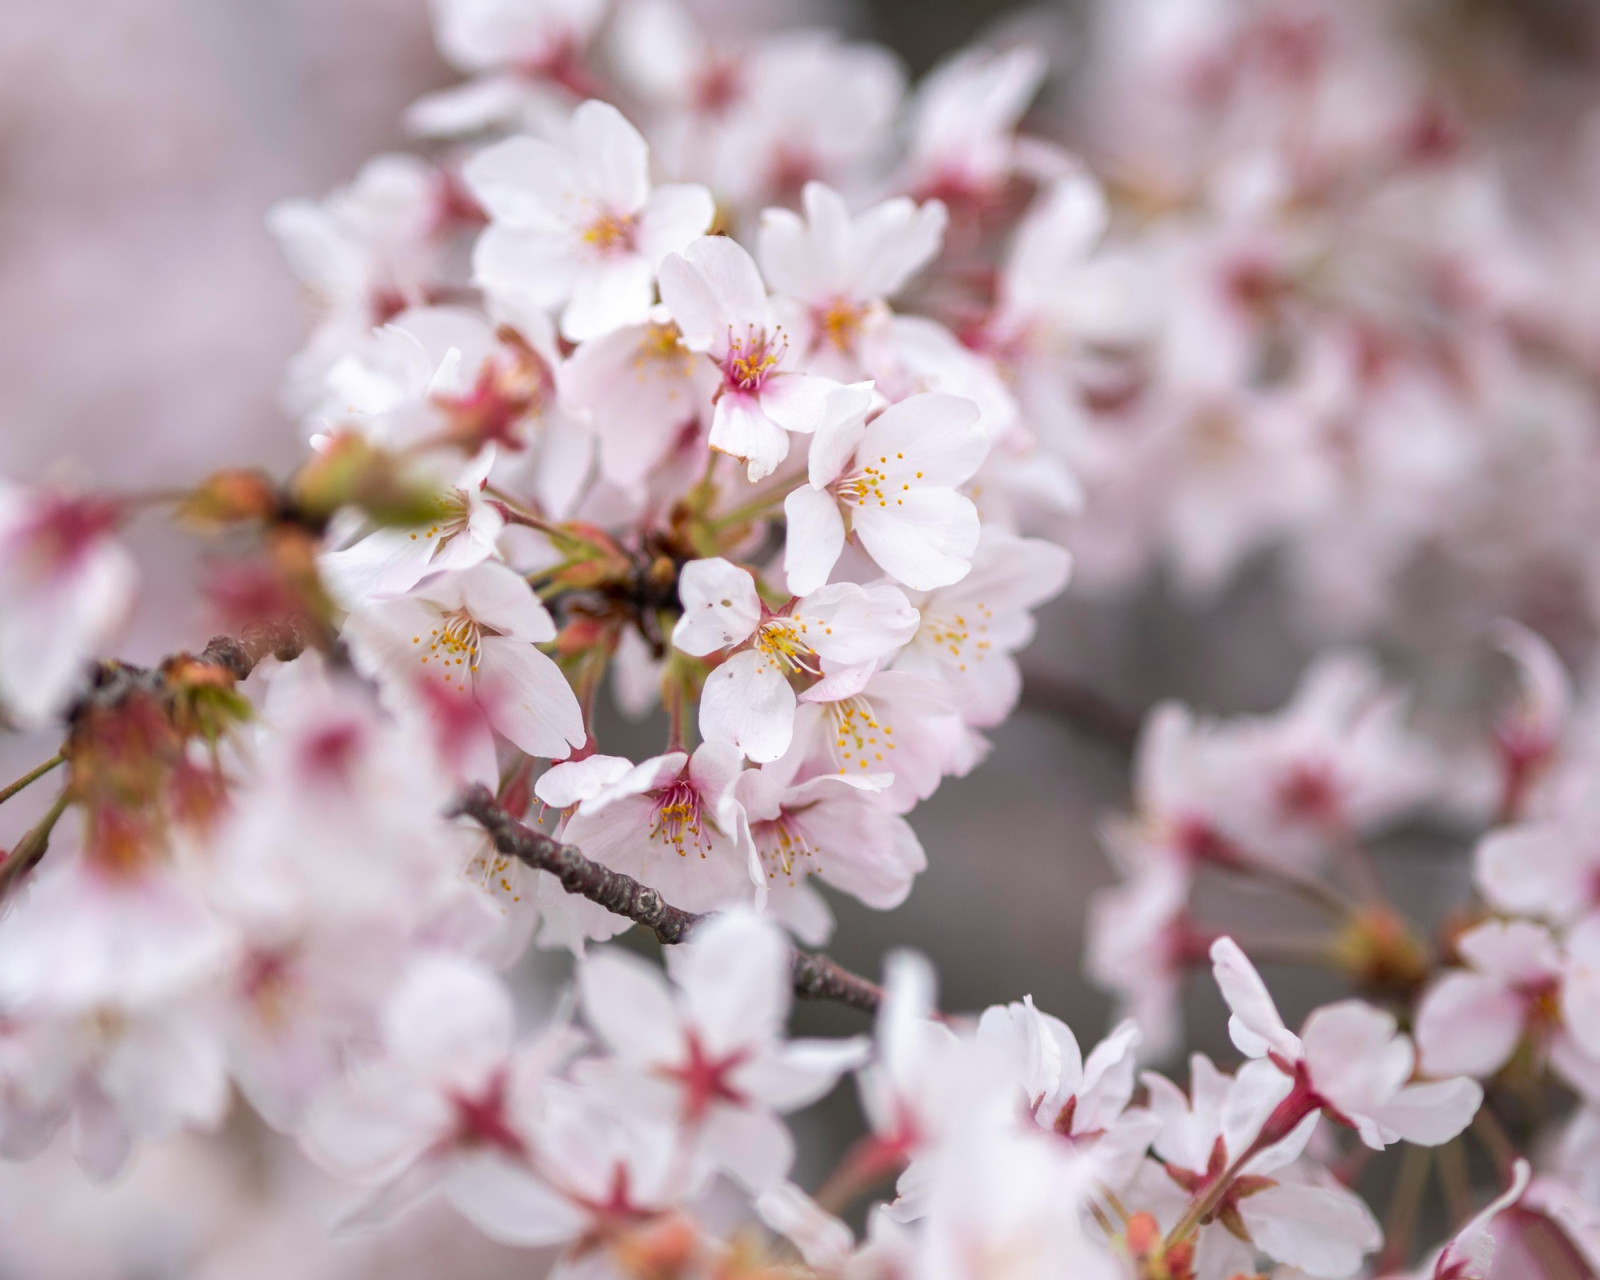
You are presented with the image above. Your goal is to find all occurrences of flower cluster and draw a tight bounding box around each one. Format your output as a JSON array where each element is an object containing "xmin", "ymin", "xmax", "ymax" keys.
[{"xmin": 2, "ymin": 0, "xmax": 1599, "ymax": 1276}]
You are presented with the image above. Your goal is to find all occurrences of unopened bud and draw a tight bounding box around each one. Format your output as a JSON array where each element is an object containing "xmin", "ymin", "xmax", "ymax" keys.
[
  {"xmin": 178, "ymin": 469, "xmax": 280, "ymax": 528},
  {"xmin": 291, "ymin": 431, "xmax": 447, "ymax": 528},
  {"xmin": 1333, "ymin": 906, "xmax": 1430, "ymax": 994}
]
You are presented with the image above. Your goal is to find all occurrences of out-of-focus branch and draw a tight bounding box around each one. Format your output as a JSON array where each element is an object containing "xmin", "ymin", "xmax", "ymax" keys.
[
  {"xmin": 1018, "ymin": 667, "xmax": 1143, "ymax": 758},
  {"xmin": 70, "ymin": 619, "xmax": 312, "ymax": 718},
  {"xmin": 451, "ymin": 784, "xmax": 886, "ymax": 1016}
]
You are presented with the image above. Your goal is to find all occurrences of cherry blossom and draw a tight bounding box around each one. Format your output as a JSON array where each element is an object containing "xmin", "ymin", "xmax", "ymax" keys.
[
  {"xmin": 757, "ymin": 182, "xmax": 948, "ymax": 380},
  {"xmin": 544, "ymin": 743, "xmax": 755, "ymax": 941},
  {"xmin": 658, "ymin": 234, "xmax": 840, "ymax": 481},
  {"xmin": 784, "ymin": 390, "xmax": 990, "ymax": 594},
  {"xmin": 1137, "ymin": 1052, "xmax": 1382, "ymax": 1278},
  {"xmin": 1211, "ymin": 937, "xmax": 1482, "ymax": 1150},
  {"xmin": 301, "ymin": 952, "xmax": 577, "ymax": 1238},
  {"xmin": 672, "ymin": 556, "xmax": 919, "ymax": 763},
  {"xmin": 576, "ymin": 910, "xmax": 865, "ymax": 1189},
  {"xmin": 466, "ymin": 100, "xmax": 714, "ymax": 342},
  {"xmin": 975, "ymin": 1001, "xmax": 1158, "ymax": 1191},
  {"xmin": 735, "ymin": 751, "xmax": 926, "ymax": 942},
  {"xmin": 342, "ymin": 559, "xmax": 586, "ymax": 780}
]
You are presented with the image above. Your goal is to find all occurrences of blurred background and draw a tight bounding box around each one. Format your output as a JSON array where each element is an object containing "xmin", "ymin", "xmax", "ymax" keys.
[{"xmin": 3, "ymin": 0, "xmax": 1600, "ymax": 1272}]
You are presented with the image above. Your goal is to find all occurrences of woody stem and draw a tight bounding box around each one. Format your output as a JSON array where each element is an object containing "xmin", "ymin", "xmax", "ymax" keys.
[{"xmin": 450, "ymin": 785, "xmax": 886, "ymax": 1015}]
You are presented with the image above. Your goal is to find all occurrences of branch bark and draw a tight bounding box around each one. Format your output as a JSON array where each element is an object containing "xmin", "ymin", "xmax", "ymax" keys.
[
  {"xmin": 1018, "ymin": 667, "xmax": 1142, "ymax": 758},
  {"xmin": 451, "ymin": 784, "xmax": 885, "ymax": 1016}
]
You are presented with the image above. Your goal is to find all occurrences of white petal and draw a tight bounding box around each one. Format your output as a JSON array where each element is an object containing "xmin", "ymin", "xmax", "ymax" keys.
[
  {"xmin": 1415, "ymin": 973, "xmax": 1523, "ymax": 1078},
  {"xmin": 1367, "ymin": 1076, "xmax": 1482, "ymax": 1146},
  {"xmin": 637, "ymin": 184, "xmax": 716, "ymax": 264},
  {"xmin": 578, "ymin": 948, "xmax": 681, "ymax": 1064},
  {"xmin": 760, "ymin": 372, "xmax": 838, "ymax": 436},
  {"xmin": 782, "ymin": 486, "xmax": 847, "ymax": 596},
  {"xmin": 536, "ymin": 755, "xmax": 636, "ymax": 809},
  {"xmin": 673, "ymin": 558, "xmax": 763, "ymax": 656},
  {"xmin": 659, "ymin": 236, "xmax": 769, "ymax": 351},
  {"xmin": 475, "ymin": 635, "xmax": 586, "ymax": 759},
  {"xmin": 1240, "ymin": 1181, "xmax": 1382, "ymax": 1278},
  {"xmin": 853, "ymin": 489, "xmax": 981, "ymax": 590},
  {"xmin": 1209, "ymin": 937, "xmax": 1301, "ymax": 1061},
  {"xmin": 699, "ymin": 651, "xmax": 797, "ymax": 763},
  {"xmin": 457, "ymin": 560, "xmax": 558, "ymax": 642},
  {"xmin": 560, "ymin": 255, "xmax": 655, "ymax": 341},
  {"xmin": 709, "ymin": 393, "xmax": 791, "ymax": 482},
  {"xmin": 858, "ymin": 392, "xmax": 987, "ymax": 486},
  {"xmin": 571, "ymin": 100, "xmax": 651, "ymax": 213},
  {"xmin": 668, "ymin": 909, "xmax": 790, "ymax": 1055},
  {"xmin": 445, "ymin": 1154, "xmax": 587, "ymax": 1247},
  {"xmin": 385, "ymin": 954, "xmax": 514, "ymax": 1085}
]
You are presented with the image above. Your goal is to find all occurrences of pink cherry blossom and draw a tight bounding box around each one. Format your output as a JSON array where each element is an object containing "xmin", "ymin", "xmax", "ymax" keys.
[
  {"xmin": 658, "ymin": 234, "xmax": 840, "ymax": 481},
  {"xmin": 1212, "ymin": 937, "xmax": 1482, "ymax": 1150}
]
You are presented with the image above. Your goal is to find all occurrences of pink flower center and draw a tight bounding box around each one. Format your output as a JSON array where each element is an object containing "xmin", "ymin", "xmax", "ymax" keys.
[
  {"xmin": 651, "ymin": 778, "xmax": 711, "ymax": 858},
  {"xmin": 659, "ymin": 1030, "xmax": 750, "ymax": 1125},
  {"xmin": 722, "ymin": 326, "xmax": 785, "ymax": 392},
  {"xmin": 10, "ymin": 493, "xmax": 119, "ymax": 582},
  {"xmin": 582, "ymin": 211, "xmax": 638, "ymax": 255},
  {"xmin": 448, "ymin": 1069, "xmax": 527, "ymax": 1156}
]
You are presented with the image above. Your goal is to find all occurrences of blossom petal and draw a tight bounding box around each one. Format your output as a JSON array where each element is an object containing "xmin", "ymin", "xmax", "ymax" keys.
[
  {"xmin": 475, "ymin": 635, "xmax": 586, "ymax": 759},
  {"xmin": 699, "ymin": 651, "xmax": 797, "ymax": 763},
  {"xmin": 578, "ymin": 948, "xmax": 682, "ymax": 1063},
  {"xmin": 1209, "ymin": 937, "xmax": 1302, "ymax": 1061},
  {"xmin": 853, "ymin": 489, "xmax": 981, "ymax": 590},
  {"xmin": 782, "ymin": 486, "xmax": 847, "ymax": 596},
  {"xmin": 673, "ymin": 558, "xmax": 763, "ymax": 655}
]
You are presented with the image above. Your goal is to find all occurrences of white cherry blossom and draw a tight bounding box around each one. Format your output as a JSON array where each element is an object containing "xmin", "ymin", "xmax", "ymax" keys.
[
  {"xmin": 784, "ymin": 390, "xmax": 990, "ymax": 594},
  {"xmin": 342, "ymin": 559, "xmax": 585, "ymax": 781},
  {"xmin": 1137, "ymin": 1053, "xmax": 1382, "ymax": 1279},
  {"xmin": 576, "ymin": 910, "xmax": 866, "ymax": 1190},
  {"xmin": 545, "ymin": 743, "xmax": 755, "ymax": 943},
  {"xmin": 673, "ymin": 556, "xmax": 919, "ymax": 763},
  {"xmin": 735, "ymin": 752, "xmax": 926, "ymax": 942},
  {"xmin": 758, "ymin": 182, "xmax": 947, "ymax": 380},
  {"xmin": 301, "ymin": 953, "xmax": 577, "ymax": 1239},
  {"xmin": 466, "ymin": 100, "xmax": 714, "ymax": 342}
]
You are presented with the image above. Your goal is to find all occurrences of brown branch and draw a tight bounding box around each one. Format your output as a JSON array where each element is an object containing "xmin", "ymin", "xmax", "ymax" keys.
[
  {"xmin": 1018, "ymin": 667, "xmax": 1142, "ymax": 758},
  {"xmin": 451, "ymin": 784, "xmax": 885, "ymax": 1016},
  {"xmin": 452, "ymin": 784, "xmax": 700, "ymax": 946},
  {"xmin": 71, "ymin": 619, "xmax": 311, "ymax": 720}
]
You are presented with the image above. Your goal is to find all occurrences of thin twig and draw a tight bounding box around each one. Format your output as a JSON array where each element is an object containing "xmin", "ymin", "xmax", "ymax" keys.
[
  {"xmin": 1377, "ymin": 1144, "xmax": 1432, "ymax": 1273},
  {"xmin": 1017, "ymin": 668, "xmax": 1142, "ymax": 757},
  {"xmin": 451, "ymin": 784, "xmax": 885, "ymax": 1016},
  {"xmin": 0, "ymin": 755, "xmax": 64, "ymax": 807}
]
